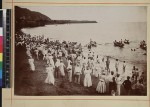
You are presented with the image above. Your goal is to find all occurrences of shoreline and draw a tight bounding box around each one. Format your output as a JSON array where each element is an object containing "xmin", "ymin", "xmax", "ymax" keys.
[{"xmin": 14, "ymin": 30, "xmax": 147, "ymax": 96}]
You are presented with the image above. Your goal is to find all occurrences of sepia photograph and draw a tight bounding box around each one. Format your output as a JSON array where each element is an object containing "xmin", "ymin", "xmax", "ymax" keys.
[{"xmin": 14, "ymin": 6, "xmax": 147, "ymax": 96}]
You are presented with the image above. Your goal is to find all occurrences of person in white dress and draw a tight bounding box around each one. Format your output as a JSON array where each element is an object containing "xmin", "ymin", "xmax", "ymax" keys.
[
  {"xmin": 59, "ymin": 60, "xmax": 66, "ymax": 77},
  {"xmin": 45, "ymin": 64, "xmax": 55, "ymax": 85},
  {"xmin": 116, "ymin": 74, "xmax": 122, "ymax": 95},
  {"xmin": 84, "ymin": 67, "xmax": 92, "ymax": 87},
  {"xmin": 67, "ymin": 59, "xmax": 72, "ymax": 82},
  {"xmin": 94, "ymin": 61, "xmax": 101, "ymax": 78},
  {"xmin": 28, "ymin": 56, "xmax": 35, "ymax": 71},
  {"xmin": 96, "ymin": 74, "xmax": 106, "ymax": 94},
  {"xmin": 46, "ymin": 54, "xmax": 53, "ymax": 65}
]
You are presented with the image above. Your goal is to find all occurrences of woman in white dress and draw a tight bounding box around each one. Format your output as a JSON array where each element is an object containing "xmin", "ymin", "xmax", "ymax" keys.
[
  {"xmin": 67, "ymin": 59, "xmax": 72, "ymax": 82},
  {"xmin": 96, "ymin": 75, "xmax": 106, "ymax": 94},
  {"xmin": 84, "ymin": 67, "xmax": 92, "ymax": 87},
  {"xmin": 28, "ymin": 56, "xmax": 35, "ymax": 71},
  {"xmin": 59, "ymin": 60, "xmax": 66, "ymax": 77},
  {"xmin": 116, "ymin": 74, "xmax": 122, "ymax": 96},
  {"xmin": 94, "ymin": 61, "xmax": 101, "ymax": 78},
  {"xmin": 45, "ymin": 64, "xmax": 55, "ymax": 85}
]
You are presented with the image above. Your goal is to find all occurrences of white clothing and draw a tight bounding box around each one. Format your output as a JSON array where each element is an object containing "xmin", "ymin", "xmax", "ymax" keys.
[
  {"xmin": 28, "ymin": 58, "xmax": 35, "ymax": 71},
  {"xmin": 96, "ymin": 79, "xmax": 106, "ymax": 93},
  {"xmin": 45, "ymin": 66, "xmax": 55, "ymax": 85},
  {"xmin": 84, "ymin": 69, "xmax": 92, "ymax": 87}
]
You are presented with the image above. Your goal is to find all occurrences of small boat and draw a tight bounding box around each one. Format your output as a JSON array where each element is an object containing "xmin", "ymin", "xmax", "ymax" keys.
[
  {"xmin": 140, "ymin": 44, "xmax": 147, "ymax": 50},
  {"xmin": 140, "ymin": 40, "xmax": 147, "ymax": 50},
  {"xmin": 124, "ymin": 40, "xmax": 130, "ymax": 44},
  {"xmin": 114, "ymin": 41, "xmax": 124, "ymax": 48},
  {"xmin": 89, "ymin": 39, "xmax": 97, "ymax": 47}
]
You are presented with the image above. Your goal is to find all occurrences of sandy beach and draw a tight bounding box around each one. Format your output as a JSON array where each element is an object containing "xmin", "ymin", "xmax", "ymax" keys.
[{"xmin": 14, "ymin": 32, "xmax": 147, "ymax": 96}]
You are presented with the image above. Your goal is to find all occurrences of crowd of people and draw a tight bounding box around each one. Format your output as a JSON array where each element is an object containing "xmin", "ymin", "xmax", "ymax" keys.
[{"xmin": 15, "ymin": 32, "xmax": 146, "ymax": 96}]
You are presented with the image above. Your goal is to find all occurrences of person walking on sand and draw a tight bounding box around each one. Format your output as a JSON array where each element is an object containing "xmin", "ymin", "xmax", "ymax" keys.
[
  {"xmin": 67, "ymin": 58, "xmax": 73, "ymax": 82},
  {"xmin": 96, "ymin": 74, "xmax": 106, "ymax": 94},
  {"xmin": 74, "ymin": 64, "xmax": 82, "ymax": 84},
  {"xmin": 28, "ymin": 56, "xmax": 35, "ymax": 71},
  {"xmin": 59, "ymin": 60, "xmax": 66, "ymax": 78},
  {"xmin": 108, "ymin": 71, "xmax": 115, "ymax": 94},
  {"xmin": 116, "ymin": 74, "xmax": 122, "ymax": 96},
  {"xmin": 123, "ymin": 76, "xmax": 132, "ymax": 95},
  {"xmin": 101, "ymin": 57, "xmax": 105, "ymax": 73},
  {"xmin": 45, "ymin": 64, "xmax": 55, "ymax": 85},
  {"xmin": 106, "ymin": 56, "xmax": 110, "ymax": 74},
  {"xmin": 55, "ymin": 58, "xmax": 60, "ymax": 78},
  {"xmin": 115, "ymin": 59, "xmax": 119, "ymax": 74},
  {"xmin": 123, "ymin": 61, "xmax": 126, "ymax": 73},
  {"xmin": 94, "ymin": 61, "xmax": 101, "ymax": 78},
  {"xmin": 109, "ymin": 77, "xmax": 117, "ymax": 95},
  {"xmin": 84, "ymin": 67, "xmax": 92, "ymax": 87}
]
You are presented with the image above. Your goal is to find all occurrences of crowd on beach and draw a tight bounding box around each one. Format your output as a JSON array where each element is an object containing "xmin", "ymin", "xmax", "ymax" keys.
[{"xmin": 15, "ymin": 32, "xmax": 146, "ymax": 96}]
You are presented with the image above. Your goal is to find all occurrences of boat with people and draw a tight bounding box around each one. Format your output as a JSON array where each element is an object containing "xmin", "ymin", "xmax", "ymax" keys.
[
  {"xmin": 124, "ymin": 39, "xmax": 130, "ymax": 44},
  {"xmin": 114, "ymin": 40, "xmax": 124, "ymax": 48},
  {"xmin": 87, "ymin": 39, "xmax": 97, "ymax": 50},
  {"xmin": 140, "ymin": 40, "xmax": 147, "ymax": 50},
  {"xmin": 90, "ymin": 39, "xmax": 97, "ymax": 47}
]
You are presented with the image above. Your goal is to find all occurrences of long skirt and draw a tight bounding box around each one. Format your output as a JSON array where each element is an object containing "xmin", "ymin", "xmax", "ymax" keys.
[
  {"xmin": 84, "ymin": 74, "xmax": 92, "ymax": 87},
  {"xmin": 96, "ymin": 81, "xmax": 106, "ymax": 93},
  {"xmin": 29, "ymin": 63, "xmax": 35, "ymax": 71},
  {"xmin": 45, "ymin": 72, "xmax": 55, "ymax": 85}
]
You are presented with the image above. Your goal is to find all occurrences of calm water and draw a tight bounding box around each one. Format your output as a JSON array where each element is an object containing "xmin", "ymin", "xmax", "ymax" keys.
[{"xmin": 22, "ymin": 22, "xmax": 147, "ymax": 73}]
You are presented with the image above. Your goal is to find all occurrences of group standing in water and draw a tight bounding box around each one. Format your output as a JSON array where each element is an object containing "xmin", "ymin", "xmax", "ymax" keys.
[{"xmin": 15, "ymin": 32, "xmax": 146, "ymax": 96}]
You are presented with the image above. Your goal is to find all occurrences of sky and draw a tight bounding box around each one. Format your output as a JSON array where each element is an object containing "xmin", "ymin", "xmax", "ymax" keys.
[{"xmin": 20, "ymin": 6, "xmax": 147, "ymax": 23}]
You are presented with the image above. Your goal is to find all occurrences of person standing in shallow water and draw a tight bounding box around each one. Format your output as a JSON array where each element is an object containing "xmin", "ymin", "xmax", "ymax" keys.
[
  {"xmin": 123, "ymin": 61, "xmax": 126, "ymax": 73},
  {"xmin": 106, "ymin": 56, "xmax": 110, "ymax": 74},
  {"xmin": 115, "ymin": 59, "xmax": 119, "ymax": 74}
]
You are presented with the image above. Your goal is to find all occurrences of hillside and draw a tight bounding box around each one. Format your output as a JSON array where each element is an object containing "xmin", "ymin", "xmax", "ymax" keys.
[
  {"xmin": 15, "ymin": 6, "xmax": 52, "ymax": 30},
  {"xmin": 15, "ymin": 6, "xmax": 97, "ymax": 31}
]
